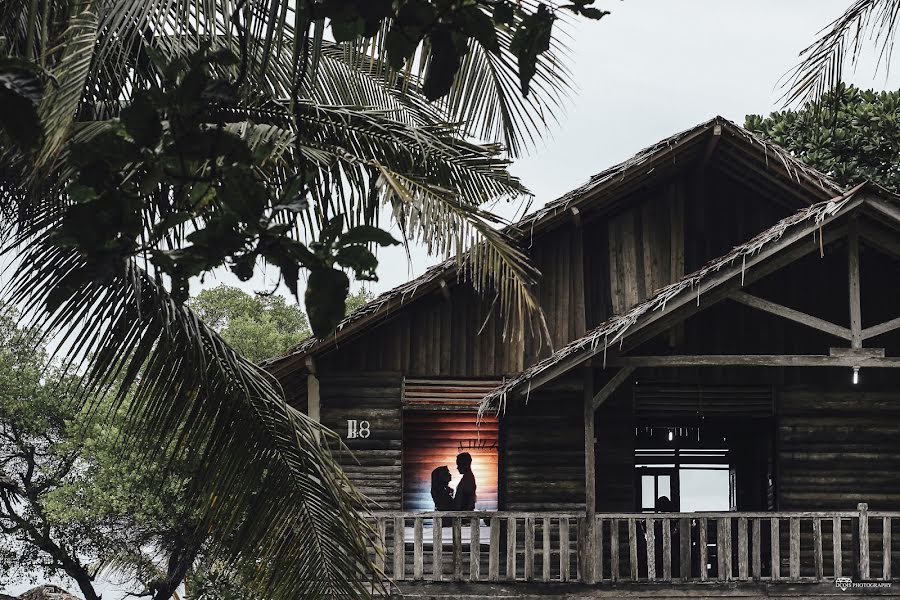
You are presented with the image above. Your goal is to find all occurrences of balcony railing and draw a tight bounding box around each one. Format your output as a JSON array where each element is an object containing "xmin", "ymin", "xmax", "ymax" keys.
[{"xmin": 371, "ymin": 504, "xmax": 900, "ymax": 585}]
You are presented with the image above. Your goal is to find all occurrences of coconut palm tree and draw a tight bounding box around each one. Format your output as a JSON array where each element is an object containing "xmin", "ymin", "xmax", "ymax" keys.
[{"xmin": 0, "ymin": 1, "xmax": 601, "ymax": 597}]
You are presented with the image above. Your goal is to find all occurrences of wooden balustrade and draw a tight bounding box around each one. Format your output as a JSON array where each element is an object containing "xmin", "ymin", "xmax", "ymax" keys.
[
  {"xmin": 371, "ymin": 511, "xmax": 582, "ymax": 583},
  {"xmin": 371, "ymin": 506, "xmax": 900, "ymax": 586}
]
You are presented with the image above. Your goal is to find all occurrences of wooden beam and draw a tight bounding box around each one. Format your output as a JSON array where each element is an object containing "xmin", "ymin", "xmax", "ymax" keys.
[
  {"xmin": 849, "ymin": 219, "xmax": 862, "ymax": 348},
  {"xmin": 592, "ymin": 366, "xmax": 636, "ymax": 411},
  {"xmin": 583, "ymin": 369, "xmax": 596, "ymax": 516},
  {"xmin": 612, "ymin": 354, "xmax": 900, "ymax": 368},
  {"xmin": 863, "ymin": 316, "xmax": 900, "ymax": 340},
  {"xmin": 697, "ymin": 124, "xmax": 722, "ymax": 171},
  {"xmin": 829, "ymin": 347, "xmax": 885, "ymax": 358},
  {"xmin": 729, "ymin": 291, "xmax": 851, "ymax": 340},
  {"xmin": 569, "ymin": 206, "xmax": 582, "ymax": 227}
]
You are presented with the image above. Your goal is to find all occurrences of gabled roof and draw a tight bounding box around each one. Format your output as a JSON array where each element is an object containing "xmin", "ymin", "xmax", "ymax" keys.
[
  {"xmin": 264, "ymin": 117, "xmax": 845, "ymax": 375},
  {"xmin": 480, "ymin": 183, "xmax": 900, "ymax": 413}
]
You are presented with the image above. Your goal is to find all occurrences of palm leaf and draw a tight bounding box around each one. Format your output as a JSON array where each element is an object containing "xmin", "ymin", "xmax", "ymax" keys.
[{"xmin": 784, "ymin": 0, "xmax": 900, "ymax": 105}]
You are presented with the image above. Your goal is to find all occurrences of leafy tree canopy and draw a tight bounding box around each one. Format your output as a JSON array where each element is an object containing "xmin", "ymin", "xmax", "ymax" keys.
[
  {"xmin": 189, "ymin": 286, "xmax": 312, "ymax": 363},
  {"xmin": 746, "ymin": 84, "xmax": 900, "ymax": 193}
]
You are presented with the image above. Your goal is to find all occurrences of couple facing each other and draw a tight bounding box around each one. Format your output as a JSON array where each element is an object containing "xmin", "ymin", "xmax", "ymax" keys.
[{"xmin": 430, "ymin": 452, "xmax": 476, "ymax": 511}]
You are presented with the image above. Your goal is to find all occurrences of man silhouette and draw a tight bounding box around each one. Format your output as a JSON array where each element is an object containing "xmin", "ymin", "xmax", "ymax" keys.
[{"xmin": 454, "ymin": 452, "xmax": 477, "ymax": 510}]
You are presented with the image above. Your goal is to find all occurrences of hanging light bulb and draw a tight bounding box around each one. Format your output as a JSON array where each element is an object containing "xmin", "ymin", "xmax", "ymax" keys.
[
  {"xmin": 852, "ymin": 366, "xmax": 860, "ymax": 385},
  {"xmin": 668, "ymin": 429, "xmax": 674, "ymax": 442}
]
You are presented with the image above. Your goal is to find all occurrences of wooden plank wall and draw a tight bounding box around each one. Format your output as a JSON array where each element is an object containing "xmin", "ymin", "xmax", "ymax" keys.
[
  {"xmin": 317, "ymin": 283, "xmax": 525, "ymax": 377},
  {"xmin": 778, "ymin": 387, "xmax": 900, "ymax": 511},
  {"xmin": 607, "ymin": 183, "xmax": 685, "ymax": 315},
  {"xmin": 525, "ymin": 223, "xmax": 588, "ymax": 363},
  {"xmin": 502, "ymin": 375, "xmax": 586, "ymax": 511},
  {"xmin": 319, "ymin": 372, "xmax": 403, "ymax": 510},
  {"xmin": 281, "ymin": 368, "xmax": 308, "ymax": 413}
]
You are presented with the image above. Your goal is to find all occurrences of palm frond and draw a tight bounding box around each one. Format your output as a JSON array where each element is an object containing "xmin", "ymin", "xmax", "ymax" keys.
[
  {"xmin": 36, "ymin": 5, "xmax": 99, "ymax": 168},
  {"xmin": 4, "ymin": 243, "xmax": 382, "ymax": 599},
  {"xmin": 784, "ymin": 0, "xmax": 900, "ymax": 105}
]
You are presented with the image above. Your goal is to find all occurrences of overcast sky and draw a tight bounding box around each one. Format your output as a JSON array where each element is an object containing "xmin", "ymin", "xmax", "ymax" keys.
[
  {"xmin": 7, "ymin": 1, "xmax": 900, "ymax": 597},
  {"xmin": 198, "ymin": 0, "xmax": 900, "ymax": 309}
]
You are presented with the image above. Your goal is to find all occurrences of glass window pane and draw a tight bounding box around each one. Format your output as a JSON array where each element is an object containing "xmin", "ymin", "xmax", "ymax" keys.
[
  {"xmin": 658, "ymin": 475, "xmax": 671, "ymax": 499},
  {"xmin": 679, "ymin": 469, "xmax": 730, "ymax": 511},
  {"xmin": 641, "ymin": 475, "xmax": 655, "ymax": 508}
]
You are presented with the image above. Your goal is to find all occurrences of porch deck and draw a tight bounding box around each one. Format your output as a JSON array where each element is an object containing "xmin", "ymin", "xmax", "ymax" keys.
[{"xmin": 372, "ymin": 505, "xmax": 900, "ymax": 596}]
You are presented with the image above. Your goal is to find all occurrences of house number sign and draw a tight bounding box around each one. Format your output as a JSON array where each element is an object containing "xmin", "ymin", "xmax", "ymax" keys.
[{"xmin": 346, "ymin": 419, "xmax": 370, "ymax": 439}]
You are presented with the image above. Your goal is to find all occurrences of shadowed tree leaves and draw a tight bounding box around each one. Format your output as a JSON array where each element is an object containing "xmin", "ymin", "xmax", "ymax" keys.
[
  {"xmin": 746, "ymin": 84, "xmax": 900, "ymax": 193},
  {"xmin": 0, "ymin": 57, "xmax": 44, "ymax": 149}
]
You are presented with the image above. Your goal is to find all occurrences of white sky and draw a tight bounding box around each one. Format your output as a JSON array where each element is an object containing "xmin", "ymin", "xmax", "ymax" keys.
[{"xmin": 7, "ymin": 1, "xmax": 900, "ymax": 597}]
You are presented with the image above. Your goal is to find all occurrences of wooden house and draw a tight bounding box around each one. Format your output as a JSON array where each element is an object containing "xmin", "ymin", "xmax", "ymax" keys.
[{"xmin": 265, "ymin": 117, "xmax": 900, "ymax": 598}]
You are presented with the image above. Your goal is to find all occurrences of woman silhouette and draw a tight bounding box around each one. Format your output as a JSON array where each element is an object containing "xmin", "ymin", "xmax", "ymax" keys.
[{"xmin": 430, "ymin": 466, "xmax": 454, "ymax": 511}]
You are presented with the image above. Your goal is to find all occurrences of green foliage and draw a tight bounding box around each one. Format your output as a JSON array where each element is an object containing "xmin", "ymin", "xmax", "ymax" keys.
[
  {"xmin": 0, "ymin": 308, "xmax": 257, "ymax": 600},
  {"xmin": 746, "ymin": 84, "xmax": 900, "ymax": 193},
  {"xmin": 189, "ymin": 285, "xmax": 311, "ymax": 363},
  {"xmin": 345, "ymin": 287, "xmax": 376, "ymax": 316}
]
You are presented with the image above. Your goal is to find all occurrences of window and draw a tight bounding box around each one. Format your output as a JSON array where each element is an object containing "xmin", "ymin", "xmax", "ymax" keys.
[
  {"xmin": 635, "ymin": 427, "xmax": 733, "ymax": 512},
  {"xmin": 402, "ymin": 411, "xmax": 499, "ymax": 512}
]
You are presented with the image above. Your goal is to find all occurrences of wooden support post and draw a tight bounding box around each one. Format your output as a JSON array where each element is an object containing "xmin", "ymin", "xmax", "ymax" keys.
[
  {"xmin": 789, "ymin": 517, "xmax": 800, "ymax": 581},
  {"xmin": 859, "ymin": 503, "xmax": 870, "ymax": 580},
  {"xmin": 433, "ymin": 517, "xmax": 443, "ymax": 582},
  {"xmin": 834, "ymin": 516, "xmax": 843, "ymax": 578},
  {"xmin": 662, "ymin": 518, "xmax": 672, "ymax": 582},
  {"xmin": 849, "ymin": 220, "xmax": 863, "ymax": 349},
  {"xmin": 610, "ymin": 520, "xmax": 620, "ymax": 582},
  {"xmin": 583, "ymin": 368, "xmax": 597, "ymax": 584},
  {"xmin": 699, "ymin": 518, "xmax": 708, "ymax": 581},
  {"xmin": 561, "ymin": 517, "xmax": 571, "ymax": 582},
  {"xmin": 525, "ymin": 517, "xmax": 535, "ymax": 581},
  {"xmin": 737, "ymin": 517, "xmax": 749, "ymax": 581},
  {"xmin": 543, "ymin": 517, "xmax": 552, "ymax": 582},
  {"xmin": 884, "ymin": 517, "xmax": 892, "ymax": 580},
  {"xmin": 489, "ymin": 516, "xmax": 500, "ymax": 581},
  {"xmin": 752, "ymin": 518, "xmax": 761, "ymax": 580},
  {"xmin": 646, "ymin": 517, "xmax": 656, "ymax": 581},
  {"xmin": 453, "ymin": 518, "xmax": 463, "ymax": 581},
  {"xmin": 394, "ymin": 516, "xmax": 405, "ymax": 580},
  {"xmin": 414, "ymin": 517, "xmax": 424, "ymax": 580},
  {"xmin": 471, "ymin": 517, "xmax": 481, "ymax": 581},
  {"xmin": 771, "ymin": 518, "xmax": 780, "ymax": 581},
  {"xmin": 507, "ymin": 517, "xmax": 517, "ymax": 580},
  {"xmin": 680, "ymin": 517, "xmax": 691, "ymax": 582},
  {"xmin": 628, "ymin": 518, "xmax": 638, "ymax": 581},
  {"xmin": 813, "ymin": 518, "xmax": 823, "ymax": 582}
]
